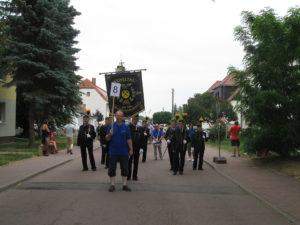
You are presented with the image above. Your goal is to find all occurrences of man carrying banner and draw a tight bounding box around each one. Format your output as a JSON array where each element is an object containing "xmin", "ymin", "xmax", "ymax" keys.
[
  {"xmin": 106, "ymin": 110, "xmax": 133, "ymax": 192},
  {"xmin": 128, "ymin": 114, "xmax": 143, "ymax": 181}
]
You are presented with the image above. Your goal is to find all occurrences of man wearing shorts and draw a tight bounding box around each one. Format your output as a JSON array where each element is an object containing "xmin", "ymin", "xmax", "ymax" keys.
[
  {"xmin": 106, "ymin": 111, "xmax": 133, "ymax": 192},
  {"xmin": 229, "ymin": 121, "xmax": 241, "ymax": 157}
]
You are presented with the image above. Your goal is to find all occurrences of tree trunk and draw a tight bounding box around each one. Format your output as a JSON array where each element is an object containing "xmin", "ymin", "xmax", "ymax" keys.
[{"xmin": 28, "ymin": 103, "xmax": 35, "ymax": 147}]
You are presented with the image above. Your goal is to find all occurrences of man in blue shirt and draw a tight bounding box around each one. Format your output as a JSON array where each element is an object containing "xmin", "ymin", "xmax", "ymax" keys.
[
  {"xmin": 151, "ymin": 124, "xmax": 164, "ymax": 160},
  {"xmin": 106, "ymin": 110, "xmax": 133, "ymax": 192}
]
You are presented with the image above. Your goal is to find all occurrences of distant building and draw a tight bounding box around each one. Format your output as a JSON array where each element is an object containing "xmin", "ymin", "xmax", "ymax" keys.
[
  {"xmin": 0, "ymin": 76, "xmax": 16, "ymax": 143},
  {"xmin": 73, "ymin": 78, "xmax": 108, "ymax": 128},
  {"xmin": 207, "ymin": 74, "xmax": 246, "ymax": 128}
]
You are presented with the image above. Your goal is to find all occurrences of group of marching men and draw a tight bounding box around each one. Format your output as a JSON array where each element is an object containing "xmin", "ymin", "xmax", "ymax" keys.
[{"xmin": 77, "ymin": 111, "xmax": 206, "ymax": 191}]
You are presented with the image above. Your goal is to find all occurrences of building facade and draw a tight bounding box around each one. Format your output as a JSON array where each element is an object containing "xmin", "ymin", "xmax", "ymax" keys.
[
  {"xmin": 74, "ymin": 78, "xmax": 109, "ymax": 129},
  {"xmin": 0, "ymin": 76, "xmax": 16, "ymax": 142}
]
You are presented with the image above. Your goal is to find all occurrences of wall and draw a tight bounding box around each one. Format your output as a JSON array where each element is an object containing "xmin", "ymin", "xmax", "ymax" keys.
[{"xmin": 0, "ymin": 78, "xmax": 16, "ymax": 138}]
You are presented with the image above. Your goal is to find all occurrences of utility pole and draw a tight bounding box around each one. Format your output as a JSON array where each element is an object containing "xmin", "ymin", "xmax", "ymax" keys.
[{"xmin": 171, "ymin": 88, "xmax": 174, "ymax": 115}]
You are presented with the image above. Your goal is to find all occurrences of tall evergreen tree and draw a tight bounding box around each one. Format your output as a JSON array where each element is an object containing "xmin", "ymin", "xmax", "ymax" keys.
[
  {"xmin": 0, "ymin": 0, "xmax": 81, "ymax": 146},
  {"xmin": 232, "ymin": 8, "xmax": 300, "ymax": 156}
]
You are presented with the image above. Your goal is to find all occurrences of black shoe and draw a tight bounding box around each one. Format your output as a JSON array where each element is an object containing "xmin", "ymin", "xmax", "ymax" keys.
[
  {"xmin": 82, "ymin": 168, "xmax": 88, "ymax": 171},
  {"xmin": 179, "ymin": 171, "xmax": 183, "ymax": 175},
  {"xmin": 122, "ymin": 185, "xmax": 131, "ymax": 192},
  {"xmin": 133, "ymin": 177, "xmax": 138, "ymax": 181},
  {"xmin": 105, "ymin": 166, "xmax": 108, "ymax": 169},
  {"xmin": 70, "ymin": 151, "xmax": 73, "ymax": 155},
  {"xmin": 170, "ymin": 168, "xmax": 173, "ymax": 171},
  {"xmin": 198, "ymin": 168, "xmax": 203, "ymax": 170},
  {"xmin": 108, "ymin": 185, "xmax": 115, "ymax": 192},
  {"xmin": 193, "ymin": 167, "xmax": 196, "ymax": 170},
  {"xmin": 173, "ymin": 171, "xmax": 177, "ymax": 175},
  {"xmin": 92, "ymin": 167, "xmax": 97, "ymax": 171},
  {"xmin": 101, "ymin": 162, "xmax": 105, "ymax": 165},
  {"xmin": 142, "ymin": 160, "xmax": 146, "ymax": 163},
  {"xmin": 127, "ymin": 177, "xmax": 131, "ymax": 181}
]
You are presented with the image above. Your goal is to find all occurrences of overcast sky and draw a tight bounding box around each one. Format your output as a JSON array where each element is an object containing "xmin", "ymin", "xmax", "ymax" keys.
[{"xmin": 70, "ymin": 0, "xmax": 299, "ymax": 117}]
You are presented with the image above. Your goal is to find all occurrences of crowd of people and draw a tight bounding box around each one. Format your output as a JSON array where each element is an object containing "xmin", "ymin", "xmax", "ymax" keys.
[
  {"xmin": 76, "ymin": 110, "xmax": 209, "ymax": 192},
  {"xmin": 40, "ymin": 110, "xmax": 241, "ymax": 193}
]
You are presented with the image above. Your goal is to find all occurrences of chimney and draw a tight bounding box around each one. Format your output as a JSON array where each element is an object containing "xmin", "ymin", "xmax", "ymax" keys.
[{"xmin": 92, "ymin": 78, "xmax": 96, "ymax": 85}]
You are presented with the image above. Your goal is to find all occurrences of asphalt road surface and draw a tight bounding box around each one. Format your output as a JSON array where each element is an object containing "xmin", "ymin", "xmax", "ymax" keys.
[{"xmin": 0, "ymin": 146, "xmax": 293, "ymax": 225}]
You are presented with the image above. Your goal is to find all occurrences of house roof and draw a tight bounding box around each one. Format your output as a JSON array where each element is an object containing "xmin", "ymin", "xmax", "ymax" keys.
[
  {"xmin": 207, "ymin": 80, "xmax": 222, "ymax": 92},
  {"xmin": 227, "ymin": 87, "xmax": 240, "ymax": 101},
  {"xmin": 80, "ymin": 79, "xmax": 108, "ymax": 102},
  {"xmin": 220, "ymin": 74, "xmax": 236, "ymax": 86}
]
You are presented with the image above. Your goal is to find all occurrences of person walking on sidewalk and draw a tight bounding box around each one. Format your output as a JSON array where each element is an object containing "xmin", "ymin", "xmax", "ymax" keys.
[
  {"xmin": 151, "ymin": 124, "xmax": 164, "ymax": 160},
  {"xmin": 128, "ymin": 114, "xmax": 143, "ymax": 181},
  {"xmin": 191, "ymin": 123, "xmax": 206, "ymax": 170},
  {"xmin": 141, "ymin": 119, "xmax": 150, "ymax": 163},
  {"xmin": 63, "ymin": 121, "xmax": 75, "ymax": 154},
  {"xmin": 77, "ymin": 114, "xmax": 97, "ymax": 171},
  {"xmin": 105, "ymin": 110, "xmax": 133, "ymax": 192},
  {"xmin": 98, "ymin": 117, "xmax": 111, "ymax": 169},
  {"xmin": 229, "ymin": 121, "xmax": 241, "ymax": 157},
  {"xmin": 164, "ymin": 120, "xmax": 176, "ymax": 171}
]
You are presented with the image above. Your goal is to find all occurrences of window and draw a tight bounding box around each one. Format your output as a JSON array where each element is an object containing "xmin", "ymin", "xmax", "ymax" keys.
[
  {"xmin": 87, "ymin": 92, "xmax": 90, "ymax": 96},
  {"xmin": 0, "ymin": 102, "xmax": 5, "ymax": 124}
]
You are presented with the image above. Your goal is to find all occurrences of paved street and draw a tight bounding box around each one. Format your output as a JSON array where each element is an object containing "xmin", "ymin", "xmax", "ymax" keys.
[{"xmin": 0, "ymin": 145, "xmax": 295, "ymax": 225}]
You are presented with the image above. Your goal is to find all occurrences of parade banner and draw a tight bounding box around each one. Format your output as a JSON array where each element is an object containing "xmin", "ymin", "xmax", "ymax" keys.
[{"xmin": 105, "ymin": 71, "xmax": 145, "ymax": 117}]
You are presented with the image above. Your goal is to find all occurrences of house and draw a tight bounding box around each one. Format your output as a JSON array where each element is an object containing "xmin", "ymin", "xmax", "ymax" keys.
[
  {"xmin": 0, "ymin": 75, "xmax": 16, "ymax": 143},
  {"xmin": 73, "ymin": 78, "xmax": 109, "ymax": 128},
  {"xmin": 207, "ymin": 74, "xmax": 246, "ymax": 128}
]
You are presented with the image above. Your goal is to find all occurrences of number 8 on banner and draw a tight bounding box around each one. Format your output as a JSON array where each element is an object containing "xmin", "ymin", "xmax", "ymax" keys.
[{"xmin": 110, "ymin": 82, "xmax": 121, "ymax": 97}]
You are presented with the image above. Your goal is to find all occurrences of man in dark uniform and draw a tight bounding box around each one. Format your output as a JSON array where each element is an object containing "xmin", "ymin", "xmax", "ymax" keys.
[
  {"xmin": 128, "ymin": 114, "xmax": 143, "ymax": 181},
  {"xmin": 173, "ymin": 119, "xmax": 189, "ymax": 175},
  {"xmin": 98, "ymin": 117, "xmax": 111, "ymax": 169},
  {"xmin": 164, "ymin": 120, "xmax": 176, "ymax": 171},
  {"xmin": 191, "ymin": 123, "xmax": 206, "ymax": 170},
  {"xmin": 141, "ymin": 119, "xmax": 150, "ymax": 162},
  {"xmin": 77, "ymin": 114, "xmax": 97, "ymax": 171}
]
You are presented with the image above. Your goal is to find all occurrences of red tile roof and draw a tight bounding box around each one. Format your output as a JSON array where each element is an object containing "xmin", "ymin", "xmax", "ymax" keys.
[
  {"xmin": 80, "ymin": 79, "xmax": 108, "ymax": 101},
  {"xmin": 220, "ymin": 74, "xmax": 236, "ymax": 86},
  {"xmin": 207, "ymin": 80, "xmax": 222, "ymax": 92}
]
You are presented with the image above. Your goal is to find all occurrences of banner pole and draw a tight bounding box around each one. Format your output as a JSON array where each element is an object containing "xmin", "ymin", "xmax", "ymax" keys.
[{"xmin": 111, "ymin": 96, "xmax": 115, "ymax": 134}]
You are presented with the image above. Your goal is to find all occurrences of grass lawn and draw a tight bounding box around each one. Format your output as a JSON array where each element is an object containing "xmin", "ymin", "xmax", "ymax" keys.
[
  {"xmin": 252, "ymin": 156, "xmax": 300, "ymax": 180},
  {"xmin": 0, "ymin": 136, "xmax": 71, "ymax": 166},
  {"xmin": 207, "ymin": 139, "xmax": 245, "ymax": 154}
]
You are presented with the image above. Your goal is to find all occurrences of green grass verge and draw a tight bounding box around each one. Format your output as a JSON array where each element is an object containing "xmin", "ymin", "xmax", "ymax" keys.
[
  {"xmin": 0, "ymin": 136, "xmax": 72, "ymax": 166},
  {"xmin": 207, "ymin": 139, "xmax": 245, "ymax": 153}
]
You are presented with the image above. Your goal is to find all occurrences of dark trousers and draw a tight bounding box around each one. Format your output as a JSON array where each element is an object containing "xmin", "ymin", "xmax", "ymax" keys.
[
  {"xmin": 128, "ymin": 149, "xmax": 140, "ymax": 179},
  {"xmin": 108, "ymin": 155, "xmax": 129, "ymax": 177},
  {"xmin": 193, "ymin": 147, "xmax": 205, "ymax": 169},
  {"xmin": 167, "ymin": 144, "xmax": 174, "ymax": 170},
  {"xmin": 80, "ymin": 145, "xmax": 96, "ymax": 170},
  {"xmin": 173, "ymin": 149, "xmax": 186, "ymax": 173},
  {"xmin": 101, "ymin": 145, "xmax": 109, "ymax": 168},
  {"xmin": 142, "ymin": 144, "xmax": 147, "ymax": 162}
]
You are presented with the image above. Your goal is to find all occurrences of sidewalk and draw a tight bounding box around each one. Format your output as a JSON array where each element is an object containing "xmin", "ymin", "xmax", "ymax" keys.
[
  {"xmin": 204, "ymin": 145, "xmax": 300, "ymax": 225},
  {"xmin": 0, "ymin": 149, "xmax": 80, "ymax": 192}
]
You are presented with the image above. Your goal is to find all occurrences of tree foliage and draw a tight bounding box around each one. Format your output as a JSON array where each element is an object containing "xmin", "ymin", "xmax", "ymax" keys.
[
  {"xmin": 232, "ymin": 8, "xmax": 300, "ymax": 156},
  {"xmin": 152, "ymin": 111, "xmax": 172, "ymax": 124},
  {"xmin": 182, "ymin": 92, "xmax": 236, "ymax": 124},
  {"xmin": 0, "ymin": 0, "xmax": 81, "ymax": 145}
]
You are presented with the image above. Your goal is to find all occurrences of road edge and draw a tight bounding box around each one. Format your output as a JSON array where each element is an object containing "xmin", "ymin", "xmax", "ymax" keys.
[
  {"xmin": 204, "ymin": 159, "xmax": 299, "ymax": 225},
  {"xmin": 0, "ymin": 158, "xmax": 75, "ymax": 193}
]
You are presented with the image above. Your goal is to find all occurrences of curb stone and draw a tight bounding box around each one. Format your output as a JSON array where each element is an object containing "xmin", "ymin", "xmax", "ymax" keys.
[{"xmin": 204, "ymin": 159, "xmax": 299, "ymax": 225}]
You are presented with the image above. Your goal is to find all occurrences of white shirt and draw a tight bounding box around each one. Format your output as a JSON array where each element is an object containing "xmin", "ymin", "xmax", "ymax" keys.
[{"xmin": 64, "ymin": 124, "xmax": 75, "ymax": 137}]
